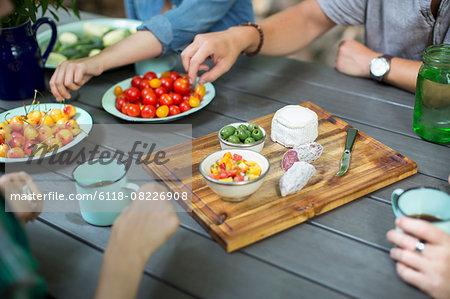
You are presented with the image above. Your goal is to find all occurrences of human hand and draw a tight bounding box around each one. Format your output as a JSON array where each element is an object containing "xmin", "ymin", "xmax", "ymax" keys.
[
  {"xmin": 49, "ymin": 57, "xmax": 104, "ymax": 101},
  {"xmin": 0, "ymin": 171, "xmax": 43, "ymax": 224},
  {"xmin": 181, "ymin": 27, "xmax": 258, "ymax": 85},
  {"xmin": 387, "ymin": 217, "xmax": 450, "ymax": 299},
  {"xmin": 106, "ymin": 182, "xmax": 179, "ymax": 265},
  {"xmin": 335, "ymin": 40, "xmax": 380, "ymax": 78}
]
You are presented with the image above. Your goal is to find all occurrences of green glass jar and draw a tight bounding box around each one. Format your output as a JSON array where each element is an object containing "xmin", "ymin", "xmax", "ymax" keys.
[{"xmin": 413, "ymin": 44, "xmax": 450, "ymax": 143}]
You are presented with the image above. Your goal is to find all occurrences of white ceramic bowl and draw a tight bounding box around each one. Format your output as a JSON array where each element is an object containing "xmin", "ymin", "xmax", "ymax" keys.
[
  {"xmin": 218, "ymin": 123, "xmax": 266, "ymax": 153},
  {"xmin": 199, "ymin": 149, "xmax": 270, "ymax": 202}
]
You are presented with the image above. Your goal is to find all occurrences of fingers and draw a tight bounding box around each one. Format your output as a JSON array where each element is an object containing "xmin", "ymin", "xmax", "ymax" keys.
[
  {"xmin": 50, "ymin": 61, "xmax": 88, "ymax": 101},
  {"xmin": 396, "ymin": 217, "xmax": 444, "ymax": 244},
  {"xmin": 387, "ymin": 229, "xmax": 421, "ymax": 252},
  {"xmin": 198, "ymin": 63, "xmax": 229, "ymax": 85},
  {"xmin": 187, "ymin": 46, "xmax": 214, "ymax": 85},
  {"xmin": 390, "ymin": 247, "xmax": 427, "ymax": 270},
  {"xmin": 396, "ymin": 263, "xmax": 430, "ymax": 293},
  {"xmin": 181, "ymin": 42, "xmax": 199, "ymax": 75}
]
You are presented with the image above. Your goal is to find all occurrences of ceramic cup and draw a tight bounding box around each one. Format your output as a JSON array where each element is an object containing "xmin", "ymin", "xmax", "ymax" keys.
[
  {"xmin": 72, "ymin": 158, "xmax": 139, "ymax": 226},
  {"xmin": 391, "ymin": 187, "xmax": 450, "ymax": 233},
  {"xmin": 134, "ymin": 53, "xmax": 177, "ymax": 75}
]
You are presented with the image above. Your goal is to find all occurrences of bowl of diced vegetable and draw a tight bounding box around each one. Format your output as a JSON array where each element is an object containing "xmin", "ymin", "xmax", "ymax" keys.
[
  {"xmin": 199, "ymin": 150, "xmax": 270, "ymax": 202},
  {"xmin": 37, "ymin": 18, "xmax": 142, "ymax": 68},
  {"xmin": 218, "ymin": 123, "xmax": 266, "ymax": 152}
]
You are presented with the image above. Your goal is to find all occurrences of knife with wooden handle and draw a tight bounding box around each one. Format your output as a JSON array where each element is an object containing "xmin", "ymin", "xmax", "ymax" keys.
[{"xmin": 335, "ymin": 128, "xmax": 358, "ymax": 176}]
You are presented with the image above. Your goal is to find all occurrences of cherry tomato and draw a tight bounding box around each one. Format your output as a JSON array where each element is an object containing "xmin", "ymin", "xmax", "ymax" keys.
[
  {"xmin": 126, "ymin": 104, "xmax": 140, "ymax": 117},
  {"xmin": 159, "ymin": 94, "xmax": 173, "ymax": 106},
  {"xmin": 179, "ymin": 100, "xmax": 191, "ymax": 112},
  {"xmin": 156, "ymin": 105, "xmax": 169, "ymax": 118},
  {"xmin": 154, "ymin": 86, "xmax": 167, "ymax": 97},
  {"xmin": 173, "ymin": 78, "xmax": 190, "ymax": 95},
  {"xmin": 125, "ymin": 87, "xmax": 140, "ymax": 102},
  {"xmin": 169, "ymin": 71, "xmax": 180, "ymax": 82},
  {"xmin": 160, "ymin": 77, "xmax": 173, "ymax": 91},
  {"xmin": 114, "ymin": 86, "xmax": 123, "ymax": 96},
  {"xmin": 195, "ymin": 85, "xmax": 206, "ymax": 98},
  {"xmin": 141, "ymin": 105, "xmax": 156, "ymax": 118},
  {"xmin": 141, "ymin": 87, "xmax": 154, "ymax": 97},
  {"xmin": 142, "ymin": 93, "xmax": 157, "ymax": 106},
  {"xmin": 181, "ymin": 74, "xmax": 190, "ymax": 81},
  {"xmin": 182, "ymin": 95, "xmax": 190, "ymax": 102},
  {"xmin": 116, "ymin": 98, "xmax": 128, "ymax": 111},
  {"xmin": 131, "ymin": 76, "xmax": 142, "ymax": 88},
  {"xmin": 139, "ymin": 79, "xmax": 151, "ymax": 90},
  {"xmin": 161, "ymin": 71, "xmax": 171, "ymax": 78},
  {"xmin": 168, "ymin": 105, "xmax": 181, "ymax": 116},
  {"xmin": 170, "ymin": 92, "xmax": 182, "ymax": 105},
  {"xmin": 189, "ymin": 95, "xmax": 200, "ymax": 108},
  {"xmin": 122, "ymin": 103, "xmax": 131, "ymax": 114},
  {"xmin": 143, "ymin": 71, "xmax": 157, "ymax": 80},
  {"xmin": 150, "ymin": 78, "xmax": 161, "ymax": 89},
  {"xmin": 116, "ymin": 93, "xmax": 126, "ymax": 102}
]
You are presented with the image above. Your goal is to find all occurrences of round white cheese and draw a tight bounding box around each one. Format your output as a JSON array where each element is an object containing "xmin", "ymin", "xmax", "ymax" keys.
[{"xmin": 271, "ymin": 105, "xmax": 318, "ymax": 148}]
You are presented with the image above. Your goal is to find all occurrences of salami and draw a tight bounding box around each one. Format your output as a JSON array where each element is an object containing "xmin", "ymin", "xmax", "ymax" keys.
[
  {"xmin": 295, "ymin": 142, "xmax": 323, "ymax": 163},
  {"xmin": 281, "ymin": 149, "xmax": 300, "ymax": 171},
  {"xmin": 279, "ymin": 161, "xmax": 316, "ymax": 197}
]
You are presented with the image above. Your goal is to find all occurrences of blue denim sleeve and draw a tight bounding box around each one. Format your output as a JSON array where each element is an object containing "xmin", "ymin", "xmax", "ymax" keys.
[{"xmin": 137, "ymin": 0, "xmax": 251, "ymax": 56}]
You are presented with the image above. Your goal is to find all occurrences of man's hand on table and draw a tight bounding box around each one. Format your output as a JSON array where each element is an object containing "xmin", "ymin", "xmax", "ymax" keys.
[
  {"xmin": 95, "ymin": 182, "xmax": 179, "ymax": 299},
  {"xmin": 335, "ymin": 40, "xmax": 379, "ymax": 78},
  {"xmin": 387, "ymin": 217, "xmax": 450, "ymax": 299},
  {"xmin": 50, "ymin": 56, "xmax": 103, "ymax": 102},
  {"xmin": 0, "ymin": 172, "xmax": 43, "ymax": 224}
]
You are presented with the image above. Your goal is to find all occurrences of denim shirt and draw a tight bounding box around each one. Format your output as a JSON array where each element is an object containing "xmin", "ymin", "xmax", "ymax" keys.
[{"xmin": 124, "ymin": 0, "xmax": 254, "ymax": 56}]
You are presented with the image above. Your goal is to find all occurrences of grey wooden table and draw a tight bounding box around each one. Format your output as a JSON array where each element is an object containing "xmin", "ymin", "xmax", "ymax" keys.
[{"xmin": 2, "ymin": 11, "xmax": 449, "ymax": 299}]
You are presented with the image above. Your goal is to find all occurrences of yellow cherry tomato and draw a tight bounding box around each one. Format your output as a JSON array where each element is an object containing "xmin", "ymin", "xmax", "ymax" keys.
[
  {"xmin": 161, "ymin": 71, "xmax": 171, "ymax": 78},
  {"xmin": 114, "ymin": 86, "xmax": 123, "ymax": 96},
  {"xmin": 195, "ymin": 85, "xmax": 206, "ymax": 98},
  {"xmin": 0, "ymin": 144, "xmax": 5, "ymax": 158},
  {"xmin": 150, "ymin": 78, "xmax": 161, "ymax": 89},
  {"xmin": 156, "ymin": 105, "xmax": 169, "ymax": 118},
  {"xmin": 189, "ymin": 95, "xmax": 200, "ymax": 108}
]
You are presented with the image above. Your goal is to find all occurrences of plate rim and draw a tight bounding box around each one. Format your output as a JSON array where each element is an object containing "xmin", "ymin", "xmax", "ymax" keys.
[
  {"xmin": 101, "ymin": 77, "xmax": 216, "ymax": 123},
  {"xmin": 0, "ymin": 103, "xmax": 93, "ymax": 163}
]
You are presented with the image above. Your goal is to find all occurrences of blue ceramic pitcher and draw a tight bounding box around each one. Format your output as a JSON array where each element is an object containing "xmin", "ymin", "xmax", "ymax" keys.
[{"xmin": 0, "ymin": 18, "xmax": 57, "ymax": 100}]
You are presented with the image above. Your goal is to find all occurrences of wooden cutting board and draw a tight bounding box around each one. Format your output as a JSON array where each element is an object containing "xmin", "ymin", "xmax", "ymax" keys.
[{"xmin": 142, "ymin": 102, "xmax": 417, "ymax": 252}]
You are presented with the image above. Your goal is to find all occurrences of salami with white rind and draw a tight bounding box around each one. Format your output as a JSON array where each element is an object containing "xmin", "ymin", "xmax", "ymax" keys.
[
  {"xmin": 295, "ymin": 142, "xmax": 323, "ymax": 163},
  {"xmin": 279, "ymin": 162, "xmax": 316, "ymax": 197}
]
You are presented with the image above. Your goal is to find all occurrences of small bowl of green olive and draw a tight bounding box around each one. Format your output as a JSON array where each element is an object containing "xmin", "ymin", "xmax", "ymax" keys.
[{"xmin": 218, "ymin": 123, "xmax": 266, "ymax": 152}]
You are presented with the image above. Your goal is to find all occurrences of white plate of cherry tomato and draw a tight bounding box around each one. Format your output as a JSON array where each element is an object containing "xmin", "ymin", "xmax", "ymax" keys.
[
  {"xmin": 101, "ymin": 71, "xmax": 216, "ymax": 122},
  {"xmin": 0, "ymin": 103, "xmax": 93, "ymax": 163}
]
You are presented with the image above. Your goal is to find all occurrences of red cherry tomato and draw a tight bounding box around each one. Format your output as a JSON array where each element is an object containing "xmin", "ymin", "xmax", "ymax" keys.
[
  {"xmin": 168, "ymin": 105, "xmax": 181, "ymax": 116},
  {"xmin": 169, "ymin": 71, "xmax": 180, "ymax": 82},
  {"xmin": 182, "ymin": 95, "xmax": 190, "ymax": 102},
  {"xmin": 131, "ymin": 76, "xmax": 142, "ymax": 88},
  {"xmin": 179, "ymin": 100, "xmax": 191, "ymax": 112},
  {"xmin": 142, "ymin": 93, "xmax": 157, "ymax": 106},
  {"xmin": 154, "ymin": 86, "xmax": 167, "ymax": 97},
  {"xmin": 159, "ymin": 94, "xmax": 173, "ymax": 106},
  {"xmin": 160, "ymin": 71, "xmax": 171, "ymax": 78},
  {"xmin": 160, "ymin": 77, "xmax": 173, "ymax": 91},
  {"xmin": 181, "ymin": 74, "xmax": 190, "ymax": 81},
  {"xmin": 170, "ymin": 92, "xmax": 182, "ymax": 105},
  {"xmin": 125, "ymin": 87, "xmax": 141, "ymax": 102},
  {"xmin": 173, "ymin": 78, "xmax": 190, "ymax": 95},
  {"xmin": 121, "ymin": 103, "xmax": 131, "ymax": 114},
  {"xmin": 143, "ymin": 71, "xmax": 157, "ymax": 80},
  {"xmin": 116, "ymin": 98, "xmax": 128, "ymax": 110},
  {"xmin": 116, "ymin": 93, "xmax": 126, "ymax": 102},
  {"xmin": 139, "ymin": 79, "xmax": 151, "ymax": 90},
  {"xmin": 141, "ymin": 87, "xmax": 154, "ymax": 97},
  {"xmin": 126, "ymin": 104, "xmax": 140, "ymax": 117},
  {"xmin": 141, "ymin": 105, "xmax": 156, "ymax": 118}
]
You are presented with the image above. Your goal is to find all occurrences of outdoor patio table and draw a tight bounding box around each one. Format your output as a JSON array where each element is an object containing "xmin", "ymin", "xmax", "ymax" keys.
[{"xmin": 0, "ymin": 11, "xmax": 448, "ymax": 299}]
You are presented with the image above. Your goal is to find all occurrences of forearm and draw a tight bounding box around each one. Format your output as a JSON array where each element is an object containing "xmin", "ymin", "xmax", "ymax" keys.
[
  {"xmin": 95, "ymin": 245, "xmax": 148, "ymax": 299},
  {"xmin": 384, "ymin": 58, "xmax": 422, "ymax": 93},
  {"xmin": 96, "ymin": 31, "xmax": 163, "ymax": 72},
  {"xmin": 242, "ymin": 0, "xmax": 335, "ymax": 56}
]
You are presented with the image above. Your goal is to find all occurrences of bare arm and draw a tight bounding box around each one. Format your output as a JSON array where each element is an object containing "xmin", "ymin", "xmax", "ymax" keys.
[
  {"xmin": 50, "ymin": 31, "xmax": 162, "ymax": 101},
  {"xmin": 182, "ymin": 0, "xmax": 335, "ymax": 84},
  {"xmin": 384, "ymin": 58, "xmax": 422, "ymax": 93}
]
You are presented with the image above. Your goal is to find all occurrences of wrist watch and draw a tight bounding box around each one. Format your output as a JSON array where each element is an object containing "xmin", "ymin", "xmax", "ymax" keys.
[{"xmin": 369, "ymin": 54, "xmax": 393, "ymax": 82}]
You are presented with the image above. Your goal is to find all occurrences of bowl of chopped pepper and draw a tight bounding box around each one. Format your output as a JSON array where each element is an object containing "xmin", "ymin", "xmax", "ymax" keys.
[{"xmin": 199, "ymin": 150, "xmax": 270, "ymax": 202}]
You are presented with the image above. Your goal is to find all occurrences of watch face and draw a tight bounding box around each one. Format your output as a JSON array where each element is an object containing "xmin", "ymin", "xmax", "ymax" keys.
[{"xmin": 370, "ymin": 57, "xmax": 390, "ymax": 77}]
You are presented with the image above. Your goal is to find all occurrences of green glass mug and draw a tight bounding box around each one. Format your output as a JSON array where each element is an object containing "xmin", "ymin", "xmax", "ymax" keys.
[{"xmin": 391, "ymin": 187, "xmax": 450, "ymax": 233}]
